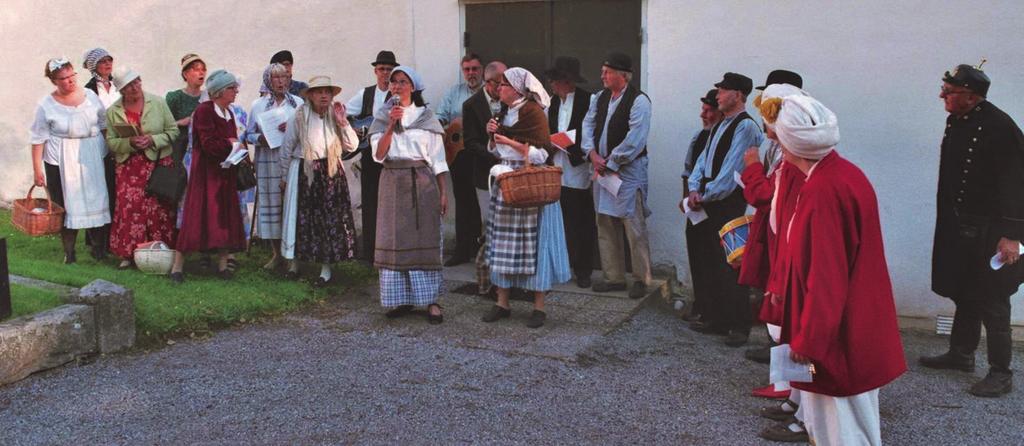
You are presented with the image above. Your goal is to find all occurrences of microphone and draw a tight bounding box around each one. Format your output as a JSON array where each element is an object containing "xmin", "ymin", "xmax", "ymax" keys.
[{"xmin": 388, "ymin": 95, "xmax": 403, "ymax": 132}]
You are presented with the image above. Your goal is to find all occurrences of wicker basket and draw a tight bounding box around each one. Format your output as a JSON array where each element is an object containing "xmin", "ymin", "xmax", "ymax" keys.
[
  {"xmin": 12, "ymin": 185, "xmax": 64, "ymax": 236},
  {"xmin": 496, "ymin": 160, "xmax": 562, "ymax": 208},
  {"xmin": 133, "ymin": 241, "xmax": 175, "ymax": 275}
]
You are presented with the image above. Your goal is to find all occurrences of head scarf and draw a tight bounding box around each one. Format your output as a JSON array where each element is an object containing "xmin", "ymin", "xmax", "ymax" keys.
[
  {"xmin": 390, "ymin": 65, "xmax": 424, "ymax": 92},
  {"xmin": 260, "ymin": 64, "xmax": 297, "ymax": 109},
  {"xmin": 774, "ymin": 95, "xmax": 839, "ymax": 160},
  {"xmin": 206, "ymin": 69, "xmax": 238, "ymax": 97},
  {"xmin": 82, "ymin": 48, "xmax": 111, "ymax": 80},
  {"xmin": 755, "ymin": 83, "xmax": 807, "ymax": 129},
  {"xmin": 502, "ymin": 67, "xmax": 550, "ymax": 108}
]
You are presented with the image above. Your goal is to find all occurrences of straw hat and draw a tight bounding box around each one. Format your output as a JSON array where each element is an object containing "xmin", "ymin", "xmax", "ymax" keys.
[{"xmin": 302, "ymin": 75, "xmax": 342, "ymax": 97}]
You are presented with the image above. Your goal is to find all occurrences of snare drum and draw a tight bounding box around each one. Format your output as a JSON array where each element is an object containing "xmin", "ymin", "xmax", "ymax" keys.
[{"xmin": 719, "ymin": 215, "xmax": 755, "ymax": 268}]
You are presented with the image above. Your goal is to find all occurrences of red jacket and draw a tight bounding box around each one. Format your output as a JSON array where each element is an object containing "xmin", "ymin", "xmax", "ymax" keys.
[{"xmin": 781, "ymin": 152, "xmax": 906, "ymax": 397}]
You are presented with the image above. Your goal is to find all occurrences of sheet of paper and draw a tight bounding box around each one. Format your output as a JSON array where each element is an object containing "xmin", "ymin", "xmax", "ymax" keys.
[
  {"xmin": 550, "ymin": 129, "xmax": 577, "ymax": 151},
  {"xmin": 257, "ymin": 107, "xmax": 294, "ymax": 149},
  {"xmin": 221, "ymin": 142, "xmax": 249, "ymax": 168},
  {"xmin": 681, "ymin": 197, "xmax": 709, "ymax": 225},
  {"xmin": 769, "ymin": 344, "xmax": 814, "ymax": 384},
  {"xmin": 734, "ymin": 171, "xmax": 745, "ymax": 188},
  {"xmin": 989, "ymin": 242, "xmax": 1024, "ymax": 270},
  {"xmin": 597, "ymin": 172, "xmax": 622, "ymax": 197}
]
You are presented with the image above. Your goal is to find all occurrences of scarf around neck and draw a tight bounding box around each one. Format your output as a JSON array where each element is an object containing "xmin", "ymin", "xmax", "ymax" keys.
[{"xmin": 294, "ymin": 104, "xmax": 345, "ymax": 185}]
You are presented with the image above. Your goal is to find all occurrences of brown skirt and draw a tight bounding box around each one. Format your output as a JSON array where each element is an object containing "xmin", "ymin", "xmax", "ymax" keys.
[{"xmin": 374, "ymin": 159, "xmax": 442, "ymax": 271}]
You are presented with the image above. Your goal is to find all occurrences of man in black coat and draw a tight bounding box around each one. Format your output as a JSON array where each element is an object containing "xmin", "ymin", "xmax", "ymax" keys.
[
  {"xmin": 920, "ymin": 63, "xmax": 1024, "ymax": 397},
  {"xmin": 462, "ymin": 61, "xmax": 507, "ymax": 295}
]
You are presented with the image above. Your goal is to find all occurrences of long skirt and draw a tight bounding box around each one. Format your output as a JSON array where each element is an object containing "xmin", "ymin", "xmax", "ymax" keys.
[
  {"xmin": 295, "ymin": 159, "xmax": 357, "ymax": 263},
  {"xmin": 109, "ymin": 154, "xmax": 178, "ymax": 259},
  {"xmin": 52, "ymin": 135, "xmax": 110, "ymax": 229},
  {"xmin": 801, "ymin": 389, "xmax": 881, "ymax": 446},
  {"xmin": 254, "ymin": 144, "xmax": 283, "ymax": 239},
  {"xmin": 489, "ymin": 198, "xmax": 571, "ymax": 292}
]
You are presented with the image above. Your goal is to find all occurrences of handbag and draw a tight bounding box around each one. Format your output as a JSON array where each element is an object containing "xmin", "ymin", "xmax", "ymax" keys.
[
  {"xmin": 145, "ymin": 133, "xmax": 188, "ymax": 204},
  {"xmin": 236, "ymin": 158, "xmax": 257, "ymax": 191}
]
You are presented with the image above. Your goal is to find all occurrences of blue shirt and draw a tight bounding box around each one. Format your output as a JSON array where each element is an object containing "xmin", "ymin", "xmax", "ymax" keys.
[
  {"xmin": 436, "ymin": 82, "xmax": 477, "ymax": 125},
  {"xmin": 581, "ymin": 91, "xmax": 652, "ymax": 218},
  {"xmin": 687, "ymin": 113, "xmax": 764, "ymax": 202}
]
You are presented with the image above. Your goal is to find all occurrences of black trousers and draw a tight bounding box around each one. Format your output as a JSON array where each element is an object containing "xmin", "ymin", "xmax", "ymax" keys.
[
  {"xmin": 950, "ymin": 293, "xmax": 1014, "ymax": 373},
  {"xmin": 360, "ymin": 148, "xmax": 382, "ymax": 261},
  {"xmin": 686, "ymin": 191, "xmax": 751, "ymax": 333},
  {"xmin": 560, "ymin": 186, "xmax": 597, "ymax": 278},
  {"xmin": 450, "ymin": 150, "xmax": 480, "ymax": 259}
]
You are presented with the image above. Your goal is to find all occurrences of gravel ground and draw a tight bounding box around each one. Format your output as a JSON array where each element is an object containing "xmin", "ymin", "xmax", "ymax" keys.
[{"xmin": 0, "ymin": 297, "xmax": 1021, "ymax": 445}]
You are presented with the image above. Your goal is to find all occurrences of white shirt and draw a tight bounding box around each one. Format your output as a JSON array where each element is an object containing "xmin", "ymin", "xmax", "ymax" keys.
[
  {"xmin": 245, "ymin": 94, "xmax": 304, "ymax": 148},
  {"xmin": 489, "ymin": 99, "xmax": 548, "ymax": 164},
  {"xmin": 94, "ymin": 80, "xmax": 120, "ymax": 109},
  {"xmin": 550, "ymin": 92, "xmax": 592, "ymax": 189},
  {"xmin": 369, "ymin": 105, "xmax": 450, "ymax": 176},
  {"xmin": 345, "ymin": 85, "xmax": 389, "ymax": 118},
  {"xmin": 29, "ymin": 90, "xmax": 107, "ymax": 165},
  {"xmin": 484, "ymin": 89, "xmax": 502, "ymax": 116}
]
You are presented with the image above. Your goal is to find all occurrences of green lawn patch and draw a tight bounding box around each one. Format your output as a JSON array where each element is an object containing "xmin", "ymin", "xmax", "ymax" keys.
[
  {"xmin": 0, "ymin": 209, "xmax": 375, "ymax": 345},
  {"xmin": 3, "ymin": 283, "xmax": 64, "ymax": 322}
]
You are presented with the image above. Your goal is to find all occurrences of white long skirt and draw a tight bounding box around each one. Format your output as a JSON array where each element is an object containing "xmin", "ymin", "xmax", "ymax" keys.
[
  {"xmin": 55, "ymin": 135, "xmax": 110, "ymax": 229},
  {"xmin": 801, "ymin": 388, "xmax": 881, "ymax": 446}
]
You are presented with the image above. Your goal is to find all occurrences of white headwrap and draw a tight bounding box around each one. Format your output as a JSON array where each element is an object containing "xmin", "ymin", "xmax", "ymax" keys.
[
  {"xmin": 82, "ymin": 48, "xmax": 111, "ymax": 80},
  {"xmin": 775, "ymin": 95, "xmax": 839, "ymax": 160},
  {"xmin": 503, "ymin": 67, "xmax": 550, "ymax": 108},
  {"xmin": 759, "ymin": 84, "xmax": 807, "ymax": 129}
]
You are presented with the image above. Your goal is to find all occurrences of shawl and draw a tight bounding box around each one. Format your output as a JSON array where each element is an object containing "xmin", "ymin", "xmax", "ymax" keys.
[
  {"xmin": 260, "ymin": 64, "xmax": 298, "ymax": 110},
  {"xmin": 367, "ymin": 102, "xmax": 445, "ymax": 136},
  {"xmin": 294, "ymin": 104, "xmax": 346, "ymax": 185},
  {"xmin": 497, "ymin": 100, "xmax": 550, "ymax": 149}
]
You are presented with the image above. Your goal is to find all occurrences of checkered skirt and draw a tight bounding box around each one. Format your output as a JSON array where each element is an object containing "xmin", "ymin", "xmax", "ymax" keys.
[{"xmin": 486, "ymin": 161, "xmax": 539, "ymax": 275}]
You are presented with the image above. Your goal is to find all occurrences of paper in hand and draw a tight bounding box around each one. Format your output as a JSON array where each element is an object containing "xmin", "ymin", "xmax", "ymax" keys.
[
  {"xmin": 989, "ymin": 242, "xmax": 1024, "ymax": 270},
  {"xmin": 681, "ymin": 196, "xmax": 709, "ymax": 225},
  {"xmin": 221, "ymin": 142, "xmax": 249, "ymax": 168},
  {"xmin": 257, "ymin": 107, "xmax": 294, "ymax": 149},
  {"xmin": 597, "ymin": 172, "xmax": 622, "ymax": 197},
  {"xmin": 769, "ymin": 344, "xmax": 814, "ymax": 384}
]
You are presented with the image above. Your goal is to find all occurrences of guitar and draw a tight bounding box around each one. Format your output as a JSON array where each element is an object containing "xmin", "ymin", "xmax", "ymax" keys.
[
  {"xmin": 444, "ymin": 119, "xmax": 464, "ymax": 164},
  {"xmin": 345, "ymin": 115, "xmax": 376, "ymax": 161}
]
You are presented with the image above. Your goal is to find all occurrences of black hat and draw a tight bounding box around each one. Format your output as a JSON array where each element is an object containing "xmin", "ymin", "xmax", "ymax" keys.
[
  {"xmin": 699, "ymin": 89, "xmax": 718, "ymax": 108},
  {"xmin": 756, "ymin": 69, "xmax": 803, "ymax": 90},
  {"xmin": 544, "ymin": 56, "xmax": 587, "ymax": 83},
  {"xmin": 371, "ymin": 50, "xmax": 398, "ymax": 67},
  {"xmin": 943, "ymin": 63, "xmax": 990, "ymax": 97},
  {"xmin": 270, "ymin": 50, "xmax": 293, "ymax": 64},
  {"xmin": 602, "ymin": 52, "xmax": 632, "ymax": 73},
  {"xmin": 714, "ymin": 72, "xmax": 753, "ymax": 96}
]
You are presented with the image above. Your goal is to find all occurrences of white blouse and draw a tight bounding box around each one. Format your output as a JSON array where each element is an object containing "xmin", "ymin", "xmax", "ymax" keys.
[
  {"xmin": 370, "ymin": 105, "xmax": 449, "ymax": 176},
  {"xmin": 489, "ymin": 99, "xmax": 548, "ymax": 164},
  {"xmin": 278, "ymin": 107, "xmax": 358, "ymax": 172},
  {"xmin": 29, "ymin": 90, "xmax": 107, "ymax": 165},
  {"xmin": 94, "ymin": 81, "xmax": 120, "ymax": 109}
]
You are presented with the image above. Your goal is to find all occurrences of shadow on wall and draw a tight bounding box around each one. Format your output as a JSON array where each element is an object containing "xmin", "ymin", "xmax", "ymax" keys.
[{"xmin": 0, "ymin": 121, "xmax": 32, "ymax": 207}]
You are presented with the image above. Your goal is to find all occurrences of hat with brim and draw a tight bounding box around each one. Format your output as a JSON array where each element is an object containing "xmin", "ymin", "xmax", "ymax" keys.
[
  {"xmin": 699, "ymin": 89, "xmax": 718, "ymax": 108},
  {"xmin": 544, "ymin": 56, "xmax": 587, "ymax": 83},
  {"xmin": 112, "ymin": 67, "xmax": 140, "ymax": 90},
  {"xmin": 180, "ymin": 53, "xmax": 204, "ymax": 71},
  {"xmin": 602, "ymin": 52, "xmax": 633, "ymax": 73},
  {"xmin": 372, "ymin": 50, "xmax": 398, "ymax": 67},
  {"xmin": 301, "ymin": 75, "xmax": 343, "ymax": 98},
  {"xmin": 756, "ymin": 69, "xmax": 803, "ymax": 90}
]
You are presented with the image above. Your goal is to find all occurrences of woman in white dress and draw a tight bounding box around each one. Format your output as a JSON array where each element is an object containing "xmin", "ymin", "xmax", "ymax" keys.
[{"xmin": 29, "ymin": 58, "xmax": 111, "ymax": 264}]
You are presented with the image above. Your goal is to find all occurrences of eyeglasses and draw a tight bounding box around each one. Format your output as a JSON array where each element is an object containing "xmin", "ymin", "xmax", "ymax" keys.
[
  {"xmin": 498, "ymin": 82, "xmax": 513, "ymax": 88},
  {"xmin": 941, "ymin": 86, "xmax": 971, "ymax": 96},
  {"xmin": 54, "ymin": 71, "xmax": 77, "ymax": 82},
  {"xmin": 391, "ymin": 79, "xmax": 412, "ymax": 86},
  {"xmin": 485, "ymin": 79, "xmax": 500, "ymax": 86}
]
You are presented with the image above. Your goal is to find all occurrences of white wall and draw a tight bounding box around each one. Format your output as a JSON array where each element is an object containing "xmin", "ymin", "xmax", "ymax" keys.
[{"xmin": 644, "ymin": 0, "xmax": 1024, "ymax": 323}]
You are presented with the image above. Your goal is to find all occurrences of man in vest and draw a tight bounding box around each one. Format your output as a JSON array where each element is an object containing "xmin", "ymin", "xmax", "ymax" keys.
[
  {"xmin": 345, "ymin": 50, "xmax": 398, "ymax": 262},
  {"xmin": 437, "ymin": 53, "xmax": 485, "ymax": 267},
  {"xmin": 582, "ymin": 52, "xmax": 653, "ymax": 299},
  {"xmin": 545, "ymin": 56, "xmax": 596, "ymax": 288},
  {"xmin": 686, "ymin": 72, "xmax": 764, "ymax": 347}
]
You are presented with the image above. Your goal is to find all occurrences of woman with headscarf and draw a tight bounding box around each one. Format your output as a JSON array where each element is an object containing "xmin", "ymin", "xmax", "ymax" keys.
[
  {"xmin": 81, "ymin": 47, "xmax": 118, "ymax": 259},
  {"xmin": 171, "ymin": 69, "xmax": 248, "ymax": 282},
  {"xmin": 278, "ymin": 75, "xmax": 359, "ymax": 286},
  {"xmin": 479, "ymin": 67, "xmax": 571, "ymax": 329},
  {"xmin": 29, "ymin": 58, "xmax": 111, "ymax": 264},
  {"xmin": 367, "ymin": 66, "xmax": 449, "ymax": 323},
  {"xmin": 104, "ymin": 68, "xmax": 180, "ymax": 269},
  {"xmin": 246, "ymin": 63, "xmax": 304, "ymax": 270}
]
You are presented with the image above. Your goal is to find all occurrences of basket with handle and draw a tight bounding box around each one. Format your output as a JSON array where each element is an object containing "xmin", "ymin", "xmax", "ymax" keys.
[
  {"xmin": 496, "ymin": 157, "xmax": 562, "ymax": 208},
  {"xmin": 12, "ymin": 185, "xmax": 64, "ymax": 236}
]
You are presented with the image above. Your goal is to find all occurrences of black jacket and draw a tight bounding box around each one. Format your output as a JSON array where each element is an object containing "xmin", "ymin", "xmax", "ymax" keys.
[
  {"xmin": 932, "ymin": 100, "xmax": 1024, "ymax": 298},
  {"xmin": 462, "ymin": 90, "xmax": 507, "ymax": 190},
  {"xmin": 547, "ymin": 86, "xmax": 591, "ymax": 166}
]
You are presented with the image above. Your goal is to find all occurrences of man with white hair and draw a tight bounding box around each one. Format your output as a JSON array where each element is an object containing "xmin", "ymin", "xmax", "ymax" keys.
[{"xmin": 772, "ymin": 93, "xmax": 906, "ymax": 445}]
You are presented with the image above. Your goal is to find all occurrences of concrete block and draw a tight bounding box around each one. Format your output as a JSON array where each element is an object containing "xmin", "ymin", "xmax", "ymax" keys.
[
  {"xmin": 67, "ymin": 279, "xmax": 135, "ymax": 353},
  {"xmin": 0, "ymin": 304, "xmax": 96, "ymax": 386}
]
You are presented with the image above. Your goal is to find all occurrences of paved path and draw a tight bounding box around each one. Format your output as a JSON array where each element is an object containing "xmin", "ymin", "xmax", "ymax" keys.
[{"xmin": 0, "ymin": 281, "xmax": 1021, "ymax": 445}]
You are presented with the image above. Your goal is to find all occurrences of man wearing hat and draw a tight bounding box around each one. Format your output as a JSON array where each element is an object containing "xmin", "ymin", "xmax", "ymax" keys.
[
  {"xmin": 582, "ymin": 52, "xmax": 653, "ymax": 299},
  {"xmin": 345, "ymin": 50, "xmax": 398, "ymax": 262},
  {"xmin": 686, "ymin": 72, "xmax": 764, "ymax": 347},
  {"xmin": 437, "ymin": 53, "xmax": 485, "ymax": 267},
  {"xmin": 546, "ymin": 56, "xmax": 596, "ymax": 288},
  {"xmin": 270, "ymin": 50, "xmax": 309, "ymax": 96},
  {"xmin": 920, "ymin": 62, "xmax": 1024, "ymax": 397}
]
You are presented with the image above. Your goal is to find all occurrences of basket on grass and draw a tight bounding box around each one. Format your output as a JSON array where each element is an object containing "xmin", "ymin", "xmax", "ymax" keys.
[
  {"xmin": 133, "ymin": 241, "xmax": 175, "ymax": 275},
  {"xmin": 496, "ymin": 159, "xmax": 562, "ymax": 208},
  {"xmin": 12, "ymin": 185, "xmax": 64, "ymax": 236}
]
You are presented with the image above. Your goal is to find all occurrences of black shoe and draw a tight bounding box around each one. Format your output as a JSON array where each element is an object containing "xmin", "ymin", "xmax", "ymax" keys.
[
  {"xmin": 759, "ymin": 400, "xmax": 798, "ymax": 421},
  {"xmin": 525, "ymin": 310, "xmax": 546, "ymax": 328},
  {"xmin": 592, "ymin": 281, "xmax": 627, "ymax": 293},
  {"xmin": 63, "ymin": 251, "xmax": 77, "ymax": 264},
  {"xmin": 919, "ymin": 351, "xmax": 975, "ymax": 372},
  {"xmin": 968, "ymin": 370, "xmax": 1013, "ymax": 397},
  {"xmin": 681, "ymin": 312, "xmax": 702, "ymax": 323},
  {"xmin": 689, "ymin": 320, "xmax": 728, "ymax": 335},
  {"xmin": 576, "ymin": 275, "xmax": 592, "ymax": 289},
  {"xmin": 169, "ymin": 272, "xmax": 184, "ymax": 284},
  {"xmin": 444, "ymin": 255, "xmax": 471, "ymax": 267},
  {"xmin": 313, "ymin": 276, "xmax": 331, "ymax": 288},
  {"xmin": 745, "ymin": 346, "xmax": 771, "ymax": 364},
  {"xmin": 427, "ymin": 304, "xmax": 444, "ymax": 325},
  {"xmin": 385, "ymin": 305, "xmax": 415, "ymax": 319},
  {"xmin": 481, "ymin": 305, "xmax": 511, "ymax": 323},
  {"xmin": 628, "ymin": 282, "xmax": 648, "ymax": 299},
  {"xmin": 724, "ymin": 330, "xmax": 750, "ymax": 347},
  {"xmin": 758, "ymin": 417, "xmax": 809, "ymax": 443}
]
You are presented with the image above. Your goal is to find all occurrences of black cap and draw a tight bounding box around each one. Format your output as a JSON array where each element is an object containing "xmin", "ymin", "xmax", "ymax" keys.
[
  {"xmin": 544, "ymin": 56, "xmax": 587, "ymax": 83},
  {"xmin": 943, "ymin": 63, "xmax": 990, "ymax": 97},
  {"xmin": 602, "ymin": 52, "xmax": 632, "ymax": 73},
  {"xmin": 372, "ymin": 50, "xmax": 398, "ymax": 67},
  {"xmin": 756, "ymin": 69, "xmax": 803, "ymax": 90},
  {"xmin": 714, "ymin": 72, "xmax": 753, "ymax": 96},
  {"xmin": 270, "ymin": 50, "xmax": 293, "ymax": 64},
  {"xmin": 700, "ymin": 89, "xmax": 718, "ymax": 108}
]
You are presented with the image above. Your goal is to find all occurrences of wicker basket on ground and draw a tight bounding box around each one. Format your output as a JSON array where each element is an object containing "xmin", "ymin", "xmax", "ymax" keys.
[
  {"xmin": 12, "ymin": 185, "xmax": 64, "ymax": 236},
  {"xmin": 134, "ymin": 241, "xmax": 175, "ymax": 275},
  {"xmin": 496, "ymin": 160, "xmax": 562, "ymax": 208}
]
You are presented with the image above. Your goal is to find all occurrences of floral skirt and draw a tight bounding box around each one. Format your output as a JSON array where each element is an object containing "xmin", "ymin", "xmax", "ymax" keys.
[
  {"xmin": 295, "ymin": 159, "xmax": 358, "ymax": 263},
  {"xmin": 110, "ymin": 154, "xmax": 177, "ymax": 259}
]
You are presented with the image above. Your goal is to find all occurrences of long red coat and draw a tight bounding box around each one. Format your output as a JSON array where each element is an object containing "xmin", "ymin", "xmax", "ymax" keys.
[
  {"xmin": 780, "ymin": 151, "xmax": 906, "ymax": 397},
  {"xmin": 176, "ymin": 101, "xmax": 245, "ymax": 253}
]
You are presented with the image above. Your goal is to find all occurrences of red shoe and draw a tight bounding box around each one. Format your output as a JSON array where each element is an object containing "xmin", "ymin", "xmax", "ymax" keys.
[{"xmin": 751, "ymin": 385, "xmax": 790, "ymax": 399}]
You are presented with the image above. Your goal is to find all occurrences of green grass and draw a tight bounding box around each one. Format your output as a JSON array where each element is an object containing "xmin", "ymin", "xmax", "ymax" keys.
[
  {"xmin": 0, "ymin": 209, "xmax": 374, "ymax": 344},
  {"xmin": 3, "ymin": 283, "xmax": 64, "ymax": 321}
]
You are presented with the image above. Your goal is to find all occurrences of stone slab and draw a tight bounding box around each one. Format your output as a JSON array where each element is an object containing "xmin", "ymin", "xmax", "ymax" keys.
[
  {"xmin": 0, "ymin": 304, "xmax": 96, "ymax": 386},
  {"xmin": 67, "ymin": 279, "xmax": 135, "ymax": 353}
]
